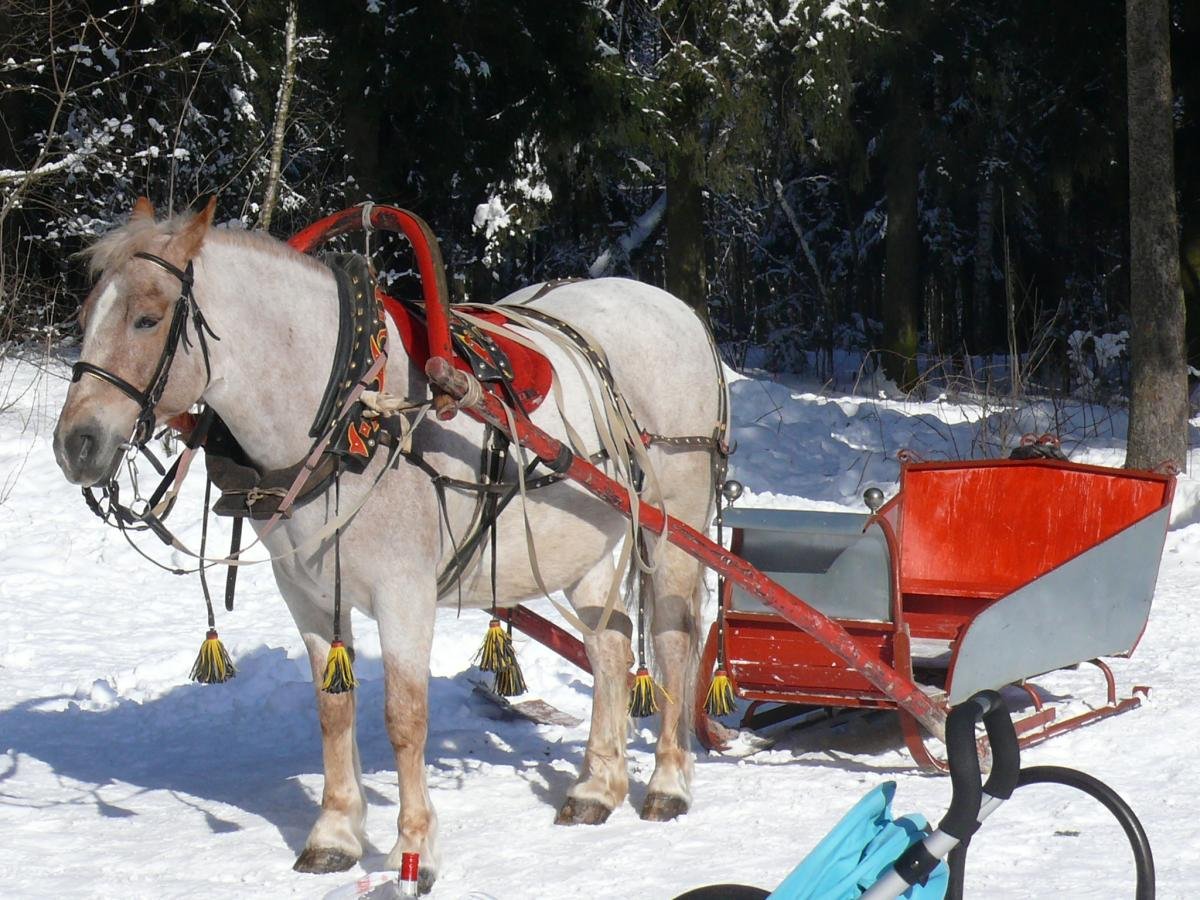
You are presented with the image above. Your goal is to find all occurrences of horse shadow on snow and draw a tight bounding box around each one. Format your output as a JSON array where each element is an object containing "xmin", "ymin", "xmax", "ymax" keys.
[{"xmin": 0, "ymin": 644, "xmax": 591, "ymax": 855}]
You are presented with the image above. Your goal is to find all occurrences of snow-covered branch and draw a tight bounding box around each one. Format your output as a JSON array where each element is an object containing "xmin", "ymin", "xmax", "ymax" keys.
[
  {"xmin": 589, "ymin": 192, "xmax": 667, "ymax": 278},
  {"xmin": 0, "ymin": 153, "xmax": 85, "ymax": 187}
]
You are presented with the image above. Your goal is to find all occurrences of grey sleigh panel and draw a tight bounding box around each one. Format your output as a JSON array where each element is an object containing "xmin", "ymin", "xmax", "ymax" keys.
[
  {"xmin": 724, "ymin": 508, "xmax": 869, "ymax": 574},
  {"xmin": 946, "ymin": 506, "xmax": 1170, "ymax": 705},
  {"xmin": 729, "ymin": 516, "xmax": 893, "ymax": 623}
]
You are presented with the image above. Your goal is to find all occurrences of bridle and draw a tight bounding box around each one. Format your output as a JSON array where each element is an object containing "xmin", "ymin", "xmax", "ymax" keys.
[{"xmin": 71, "ymin": 251, "xmax": 219, "ymax": 447}]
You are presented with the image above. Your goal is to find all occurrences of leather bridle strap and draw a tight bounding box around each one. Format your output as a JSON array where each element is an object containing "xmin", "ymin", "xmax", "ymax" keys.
[
  {"xmin": 71, "ymin": 361, "xmax": 150, "ymax": 409},
  {"xmin": 70, "ymin": 252, "xmax": 218, "ymax": 446}
]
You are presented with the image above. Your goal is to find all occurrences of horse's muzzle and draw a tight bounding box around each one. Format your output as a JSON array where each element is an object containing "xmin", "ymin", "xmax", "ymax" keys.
[{"xmin": 53, "ymin": 419, "xmax": 124, "ymax": 486}]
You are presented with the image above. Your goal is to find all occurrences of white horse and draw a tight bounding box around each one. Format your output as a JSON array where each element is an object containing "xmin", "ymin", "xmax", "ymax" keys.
[{"xmin": 52, "ymin": 198, "xmax": 724, "ymax": 890}]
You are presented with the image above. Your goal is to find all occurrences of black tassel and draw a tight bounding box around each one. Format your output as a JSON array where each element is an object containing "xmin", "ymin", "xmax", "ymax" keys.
[
  {"xmin": 475, "ymin": 618, "xmax": 509, "ymax": 673},
  {"xmin": 321, "ymin": 640, "xmax": 357, "ymax": 694},
  {"xmin": 629, "ymin": 666, "xmax": 664, "ymax": 718},
  {"xmin": 493, "ymin": 653, "xmax": 527, "ymax": 697}
]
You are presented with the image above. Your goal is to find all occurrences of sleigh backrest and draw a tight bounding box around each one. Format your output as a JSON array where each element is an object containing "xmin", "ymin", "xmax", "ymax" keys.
[{"xmin": 887, "ymin": 459, "xmax": 1174, "ymax": 602}]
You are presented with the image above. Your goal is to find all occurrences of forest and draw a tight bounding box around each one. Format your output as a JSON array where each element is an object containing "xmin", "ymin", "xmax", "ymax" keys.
[{"xmin": 1, "ymin": 1, "xmax": 1196, "ymax": 418}]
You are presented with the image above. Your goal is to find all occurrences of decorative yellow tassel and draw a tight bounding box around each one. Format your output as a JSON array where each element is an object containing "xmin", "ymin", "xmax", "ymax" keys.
[
  {"xmin": 704, "ymin": 669, "xmax": 736, "ymax": 717},
  {"xmin": 190, "ymin": 629, "xmax": 236, "ymax": 684},
  {"xmin": 629, "ymin": 666, "xmax": 670, "ymax": 718},
  {"xmin": 321, "ymin": 640, "xmax": 357, "ymax": 694},
  {"xmin": 493, "ymin": 654, "xmax": 527, "ymax": 697},
  {"xmin": 475, "ymin": 618, "xmax": 510, "ymax": 673}
]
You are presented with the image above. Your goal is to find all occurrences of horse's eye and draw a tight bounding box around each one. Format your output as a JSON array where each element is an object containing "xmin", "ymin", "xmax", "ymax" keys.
[{"xmin": 134, "ymin": 315, "xmax": 161, "ymax": 330}]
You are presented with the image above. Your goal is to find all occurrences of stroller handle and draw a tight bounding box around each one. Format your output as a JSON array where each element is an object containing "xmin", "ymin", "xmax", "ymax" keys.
[
  {"xmin": 871, "ymin": 691, "xmax": 1022, "ymax": 896},
  {"xmin": 942, "ymin": 690, "xmax": 1021, "ymax": 839}
]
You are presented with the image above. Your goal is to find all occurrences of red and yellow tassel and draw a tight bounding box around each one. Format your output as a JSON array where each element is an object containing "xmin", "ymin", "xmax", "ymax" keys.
[
  {"xmin": 190, "ymin": 629, "xmax": 236, "ymax": 684},
  {"xmin": 493, "ymin": 655, "xmax": 527, "ymax": 697},
  {"xmin": 321, "ymin": 640, "xmax": 357, "ymax": 694},
  {"xmin": 475, "ymin": 618, "xmax": 509, "ymax": 673},
  {"xmin": 629, "ymin": 666, "xmax": 668, "ymax": 718},
  {"xmin": 704, "ymin": 669, "xmax": 736, "ymax": 717}
]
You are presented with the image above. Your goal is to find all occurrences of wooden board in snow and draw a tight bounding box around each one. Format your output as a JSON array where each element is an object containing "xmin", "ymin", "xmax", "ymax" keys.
[{"xmin": 470, "ymin": 679, "xmax": 584, "ymax": 727}]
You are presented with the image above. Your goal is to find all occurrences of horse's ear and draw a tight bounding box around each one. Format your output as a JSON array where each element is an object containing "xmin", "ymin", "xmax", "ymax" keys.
[
  {"xmin": 131, "ymin": 196, "xmax": 155, "ymax": 221},
  {"xmin": 175, "ymin": 195, "xmax": 218, "ymax": 260}
]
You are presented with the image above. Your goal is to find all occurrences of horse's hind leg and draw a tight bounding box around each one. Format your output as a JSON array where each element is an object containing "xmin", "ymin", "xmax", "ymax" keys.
[
  {"xmin": 642, "ymin": 539, "xmax": 704, "ymax": 822},
  {"xmin": 556, "ymin": 554, "xmax": 634, "ymax": 825},
  {"xmin": 284, "ymin": 593, "xmax": 367, "ymax": 873}
]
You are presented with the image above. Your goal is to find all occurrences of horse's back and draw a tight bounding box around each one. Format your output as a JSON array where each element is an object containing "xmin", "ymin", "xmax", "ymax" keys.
[{"xmin": 499, "ymin": 278, "xmax": 721, "ymax": 442}]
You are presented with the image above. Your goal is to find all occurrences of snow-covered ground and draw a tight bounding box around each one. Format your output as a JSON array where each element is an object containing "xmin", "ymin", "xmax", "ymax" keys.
[{"xmin": 3, "ymin": 352, "xmax": 1199, "ymax": 899}]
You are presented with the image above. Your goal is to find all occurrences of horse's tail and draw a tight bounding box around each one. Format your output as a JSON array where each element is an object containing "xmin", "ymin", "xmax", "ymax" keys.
[{"xmin": 701, "ymin": 313, "xmax": 733, "ymax": 520}]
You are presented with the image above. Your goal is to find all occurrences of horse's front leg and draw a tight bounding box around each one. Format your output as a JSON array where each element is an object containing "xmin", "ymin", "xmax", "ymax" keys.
[
  {"xmin": 556, "ymin": 555, "xmax": 633, "ymax": 825},
  {"xmin": 284, "ymin": 590, "xmax": 367, "ymax": 873},
  {"xmin": 376, "ymin": 578, "xmax": 440, "ymax": 893}
]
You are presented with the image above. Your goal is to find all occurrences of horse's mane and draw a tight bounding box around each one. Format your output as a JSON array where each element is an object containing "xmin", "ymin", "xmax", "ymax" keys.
[
  {"xmin": 81, "ymin": 207, "xmax": 326, "ymax": 280},
  {"xmin": 80, "ymin": 212, "xmax": 171, "ymax": 279}
]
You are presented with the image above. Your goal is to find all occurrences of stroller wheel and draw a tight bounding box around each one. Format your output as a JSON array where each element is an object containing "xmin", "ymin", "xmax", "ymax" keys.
[{"xmin": 672, "ymin": 886, "xmax": 770, "ymax": 899}]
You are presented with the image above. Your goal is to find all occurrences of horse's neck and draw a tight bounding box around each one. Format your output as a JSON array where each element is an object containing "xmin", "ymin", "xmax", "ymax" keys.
[{"xmin": 196, "ymin": 239, "xmax": 342, "ymax": 470}]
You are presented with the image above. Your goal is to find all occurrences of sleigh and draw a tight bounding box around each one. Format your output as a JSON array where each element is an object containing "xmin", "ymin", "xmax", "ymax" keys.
[
  {"xmin": 292, "ymin": 205, "xmax": 1176, "ymax": 770},
  {"xmin": 694, "ymin": 458, "xmax": 1174, "ymax": 768}
]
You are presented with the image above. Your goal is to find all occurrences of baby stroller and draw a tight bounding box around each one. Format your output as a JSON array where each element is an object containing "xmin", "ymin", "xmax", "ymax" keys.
[{"xmin": 675, "ymin": 691, "xmax": 1155, "ymax": 899}]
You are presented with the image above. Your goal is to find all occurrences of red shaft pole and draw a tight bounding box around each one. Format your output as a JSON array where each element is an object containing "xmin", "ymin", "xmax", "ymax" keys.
[{"xmin": 426, "ymin": 357, "xmax": 947, "ymax": 740}]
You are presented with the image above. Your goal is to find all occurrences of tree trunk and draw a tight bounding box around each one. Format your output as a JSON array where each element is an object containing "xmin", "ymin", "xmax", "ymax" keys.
[
  {"xmin": 881, "ymin": 68, "xmax": 921, "ymax": 391},
  {"xmin": 259, "ymin": 0, "xmax": 298, "ymax": 232},
  {"xmin": 665, "ymin": 145, "xmax": 708, "ymax": 318},
  {"xmin": 1125, "ymin": 0, "xmax": 1188, "ymax": 470},
  {"xmin": 971, "ymin": 169, "xmax": 996, "ymax": 351}
]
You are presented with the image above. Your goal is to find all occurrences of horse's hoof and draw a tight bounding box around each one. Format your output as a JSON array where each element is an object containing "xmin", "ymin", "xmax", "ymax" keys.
[
  {"xmin": 641, "ymin": 792, "xmax": 689, "ymax": 822},
  {"xmin": 418, "ymin": 867, "xmax": 436, "ymax": 895},
  {"xmin": 292, "ymin": 847, "xmax": 359, "ymax": 874},
  {"xmin": 554, "ymin": 796, "xmax": 613, "ymax": 825}
]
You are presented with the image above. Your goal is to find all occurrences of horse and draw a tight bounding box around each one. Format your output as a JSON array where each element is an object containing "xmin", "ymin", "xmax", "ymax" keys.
[{"xmin": 52, "ymin": 197, "xmax": 726, "ymax": 890}]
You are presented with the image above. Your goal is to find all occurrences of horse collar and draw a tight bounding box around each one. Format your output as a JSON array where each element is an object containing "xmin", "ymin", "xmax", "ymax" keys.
[{"xmin": 310, "ymin": 253, "xmax": 390, "ymax": 474}]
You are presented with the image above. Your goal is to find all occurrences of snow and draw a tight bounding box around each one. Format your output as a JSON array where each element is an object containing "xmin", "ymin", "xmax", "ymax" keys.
[
  {"xmin": 472, "ymin": 197, "xmax": 512, "ymax": 241},
  {"xmin": 3, "ymin": 352, "xmax": 1200, "ymax": 898}
]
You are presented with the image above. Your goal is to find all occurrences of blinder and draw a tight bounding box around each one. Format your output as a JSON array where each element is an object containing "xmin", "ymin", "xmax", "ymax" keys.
[{"xmin": 71, "ymin": 251, "xmax": 219, "ymax": 447}]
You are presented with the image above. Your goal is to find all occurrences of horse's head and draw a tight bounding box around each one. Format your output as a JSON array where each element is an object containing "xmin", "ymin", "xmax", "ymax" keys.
[{"xmin": 54, "ymin": 196, "xmax": 218, "ymax": 485}]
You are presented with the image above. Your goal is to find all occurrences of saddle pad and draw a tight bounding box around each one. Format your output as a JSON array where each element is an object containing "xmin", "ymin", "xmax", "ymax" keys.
[{"xmin": 382, "ymin": 295, "xmax": 553, "ymax": 413}]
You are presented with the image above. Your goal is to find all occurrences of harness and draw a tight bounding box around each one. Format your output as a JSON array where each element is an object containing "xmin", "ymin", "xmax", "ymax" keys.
[
  {"xmin": 76, "ymin": 215, "xmax": 730, "ymax": 611},
  {"xmin": 205, "ymin": 254, "xmax": 397, "ymax": 519}
]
